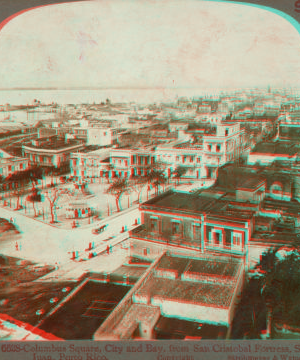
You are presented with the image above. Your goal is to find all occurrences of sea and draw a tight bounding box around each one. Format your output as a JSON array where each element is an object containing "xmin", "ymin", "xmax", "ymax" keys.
[{"xmin": 0, "ymin": 88, "xmax": 236, "ymax": 106}]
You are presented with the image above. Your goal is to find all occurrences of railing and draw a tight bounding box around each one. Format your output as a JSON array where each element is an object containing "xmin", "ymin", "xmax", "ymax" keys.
[{"xmin": 130, "ymin": 226, "xmax": 201, "ymax": 251}]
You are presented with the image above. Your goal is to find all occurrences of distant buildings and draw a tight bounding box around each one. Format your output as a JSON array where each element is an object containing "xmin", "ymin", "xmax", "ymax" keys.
[
  {"xmin": 0, "ymin": 149, "xmax": 29, "ymax": 179},
  {"xmin": 80, "ymin": 121, "xmax": 246, "ymax": 182},
  {"xmin": 247, "ymin": 142, "xmax": 300, "ymax": 166}
]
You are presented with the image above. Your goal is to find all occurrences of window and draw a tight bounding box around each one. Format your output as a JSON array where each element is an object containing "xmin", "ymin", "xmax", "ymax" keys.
[
  {"xmin": 197, "ymin": 157, "xmax": 201, "ymax": 163},
  {"xmin": 232, "ymin": 232, "xmax": 242, "ymax": 247},
  {"xmin": 208, "ymin": 145, "xmax": 211, "ymax": 151},
  {"xmin": 171, "ymin": 220, "xmax": 181, "ymax": 236},
  {"xmin": 213, "ymin": 231, "xmax": 221, "ymax": 245},
  {"xmin": 8, "ymin": 165, "xmax": 11, "ymax": 171},
  {"xmin": 20, "ymin": 163, "xmax": 23, "ymax": 170},
  {"xmin": 193, "ymin": 223, "xmax": 201, "ymax": 239},
  {"xmin": 150, "ymin": 218, "xmax": 159, "ymax": 233},
  {"xmin": 125, "ymin": 160, "xmax": 128, "ymax": 166},
  {"xmin": 225, "ymin": 129, "xmax": 229, "ymax": 136},
  {"xmin": 210, "ymin": 229, "xmax": 223, "ymax": 246},
  {"xmin": 143, "ymin": 248, "xmax": 150, "ymax": 256},
  {"xmin": 216, "ymin": 144, "xmax": 221, "ymax": 152}
]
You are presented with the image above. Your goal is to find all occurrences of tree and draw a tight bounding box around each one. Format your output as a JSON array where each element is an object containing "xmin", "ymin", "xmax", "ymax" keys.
[
  {"xmin": 44, "ymin": 187, "xmax": 70, "ymax": 223},
  {"xmin": 131, "ymin": 176, "xmax": 148, "ymax": 203},
  {"xmin": 104, "ymin": 163, "xmax": 114, "ymax": 184},
  {"xmin": 257, "ymin": 247, "xmax": 300, "ymax": 338},
  {"xmin": 146, "ymin": 169, "xmax": 167, "ymax": 196},
  {"xmin": 45, "ymin": 166, "xmax": 57, "ymax": 187},
  {"xmin": 258, "ymin": 248, "xmax": 280, "ymax": 339},
  {"xmin": 105, "ymin": 178, "xmax": 130, "ymax": 212},
  {"xmin": 173, "ymin": 166, "xmax": 188, "ymax": 186},
  {"xmin": 26, "ymin": 188, "xmax": 42, "ymax": 217},
  {"xmin": 13, "ymin": 187, "xmax": 24, "ymax": 210},
  {"xmin": 26, "ymin": 167, "xmax": 44, "ymax": 189}
]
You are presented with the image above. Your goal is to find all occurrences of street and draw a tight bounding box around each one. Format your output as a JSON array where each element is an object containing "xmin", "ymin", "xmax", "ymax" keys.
[{"xmin": 0, "ymin": 203, "xmax": 139, "ymax": 265}]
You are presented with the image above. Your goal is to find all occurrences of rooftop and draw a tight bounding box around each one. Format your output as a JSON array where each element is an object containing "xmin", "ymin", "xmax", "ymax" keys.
[
  {"xmin": 39, "ymin": 280, "xmax": 130, "ymax": 340},
  {"xmin": 250, "ymin": 231, "xmax": 300, "ymax": 245},
  {"xmin": 134, "ymin": 253, "xmax": 242, "ymax": 308},
  {"xmin": 235, "ymin": 176, "xmax": 265, "ymax": 191},
  {"xmin": 23, "ymin": 137, "xmax": 82, "ymax": 150},
  {"xmin": 261, "ymin": 198, "xmax": 300, "ymax": 215},
  {"xmin": 155, "ymin": 316, "xmax": 227, "ymax": 339},
  {"xmin": 135, "ymin": 274, "xmax": 235, "ymax": 307},
  {"xmin": 251, "ymin": 141, "xmax": 299, "ymax": 156},
  {"xmin": 142, "ymin": 190, "xmax": 219, "ymax": 214}
]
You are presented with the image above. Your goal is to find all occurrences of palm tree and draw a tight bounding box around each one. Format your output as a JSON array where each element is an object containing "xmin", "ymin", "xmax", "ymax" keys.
[
  {"xmin": 146, "ymin": 169, "xmax": 167, "ymax": 196},
  {"xmin": 173, "ymin": 166, "xmax": 188, "ymax": 186}
]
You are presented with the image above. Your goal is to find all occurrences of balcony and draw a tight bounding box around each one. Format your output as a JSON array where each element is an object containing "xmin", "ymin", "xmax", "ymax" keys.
[{"xmin": 130, "ymin": 225, "xmax": 201, "ymax": 250}]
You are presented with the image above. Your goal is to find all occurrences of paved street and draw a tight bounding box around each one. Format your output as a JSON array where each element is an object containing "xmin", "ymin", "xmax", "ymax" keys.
[{"xmin": 0, "ymin": 204, "xmax": 139, "ymax": 266}]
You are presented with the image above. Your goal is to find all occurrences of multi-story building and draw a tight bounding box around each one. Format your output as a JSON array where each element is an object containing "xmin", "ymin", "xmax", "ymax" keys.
[
  {"xmin": 0, "ymin": 149, "xmax": 29, "ymax": 179},
  {"xmin": 72, "ymin": 127, "xmax": 118, "ymax": 146},
  {"xmin": 74, "ymin": 121, "xmax": 245, "ymax": 182},
  {"xmin": 130, "ymin": 190, "xmax": 252, "ymax": 265},
  {"xmin": 198, "ymin": 104, "xmax": 212, "ymax": 113},
  {"xmin": 110, "ymin": 145, "xmax": 156, "ymax": 178},
  {"xmin": 156, "ymin": 122, "xmax": 244, "ymax": 180},
  {"xmin": 22, "ymin": 136, "xmax": 84, "ymax": 172},
  {"xmin": 70, "ymin": 147, "xmax": 111, "ymax": 179}
]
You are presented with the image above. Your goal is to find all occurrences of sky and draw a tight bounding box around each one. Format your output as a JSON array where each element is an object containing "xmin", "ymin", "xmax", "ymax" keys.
[{"xmin": 0, "ymin": 0, "xmax": 300, "ymax": 91}]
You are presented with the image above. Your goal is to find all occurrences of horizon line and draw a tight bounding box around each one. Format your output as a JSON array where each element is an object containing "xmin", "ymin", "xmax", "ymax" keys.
[{"xmin": 0, "ymin": 86, "xmax": 297, "ymax": 91}]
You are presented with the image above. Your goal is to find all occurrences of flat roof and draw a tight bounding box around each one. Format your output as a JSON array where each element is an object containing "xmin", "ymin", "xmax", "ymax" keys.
[
  {"xmin": 235, "ymin": 176, "xmax": 265, "ymax": 191},
  {"xmin": 135, "ymin": 274, "xmax": 235, "ymax": 307},
  {"xmin": 250, "ymin": 231, "xmax": 299, "ymax": 245},
  {"xmin": 24, "ymin": 138, "xmax": 82, "ymax": 150},
  {"xmin": 142, "ymin": 191, "xmax": 218, "ymax": 214},
  {"xmin": 135, "ymin": 253, "xmax": 242, "ymax": 308},
  {"xmin": 261, "ymin": 198, "xmax": 300, "ymax": 215},
  {"xmin": 155, "ymin": 316, "xmax": 227, "ymax": 339},
  {"xmin": 251, "ymin": 142, "xmax": 299, "ymax": 155},
  {"xmin": 39, "ymin": 280, "xmax": 130, "ymax": 340},
  {"xmin": 156, "ymin": 255, "xmax": 190, "ymax": 275},
  {"xmin": 142, "ymin": 190, "xmax": 253, "ymax": 220}
]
